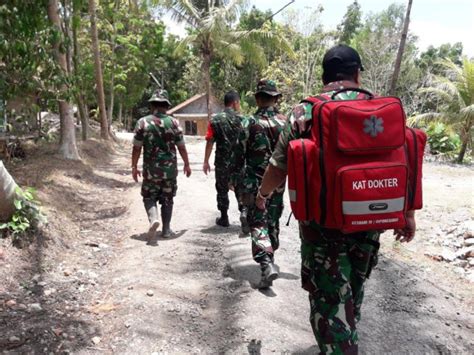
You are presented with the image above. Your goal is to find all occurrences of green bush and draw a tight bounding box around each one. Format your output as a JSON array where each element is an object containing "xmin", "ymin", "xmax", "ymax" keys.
[
  {"xmin": 0, "ymin": 187, "xmax": 46, "ymax": 244},
  {"xmin": 426, "ymin": 122, "xmax": 461, "ymax": 155}
]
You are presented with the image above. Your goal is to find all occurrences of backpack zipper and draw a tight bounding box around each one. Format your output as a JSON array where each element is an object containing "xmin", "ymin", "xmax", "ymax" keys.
[
  {"xmin": 301, "ymin": 139, "xmax": 310, "ymax": 221},
  {"xmin": 409, "ymin": 128, "xmax": 418, "ymax": 208},
  {"xmin": 316, "ymin": 102, "xmax": 328, "ymax": 226}
]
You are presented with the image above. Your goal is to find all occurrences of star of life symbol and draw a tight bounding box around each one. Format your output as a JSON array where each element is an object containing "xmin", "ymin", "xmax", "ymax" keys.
[{"xmin": 363, "ymin": 115, "xmax": 384, "ymax": 137}]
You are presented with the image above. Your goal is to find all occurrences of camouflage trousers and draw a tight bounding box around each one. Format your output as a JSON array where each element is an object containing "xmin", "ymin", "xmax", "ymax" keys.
[
  {"xmin": 215, "ymin": 166, "xmax": 242, "ymax": 212},
  {"xmin": 141, "ymin": 178, "xmax": 177, "ymax": 207},
  {"xmin": 242, "ymin": 189, "xmax": 284, "ymax": 263},
  {"xmin": 300, "ymin": 227, "xmax": 380, "ymax": 355}
]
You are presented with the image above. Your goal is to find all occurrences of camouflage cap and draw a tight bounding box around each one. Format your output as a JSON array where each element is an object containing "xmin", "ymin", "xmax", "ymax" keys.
[
  {"xmin": 255, "ymin": 79, "xmax": 282, "ymax": 97},
  {"xmin": 149, "ymin": 89, "xmax": 171, "ymax": 106}
]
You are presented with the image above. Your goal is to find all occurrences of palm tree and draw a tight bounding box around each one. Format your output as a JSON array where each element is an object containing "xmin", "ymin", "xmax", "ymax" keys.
[
  {"xmin": 413, "ymin": 58, "xmax": 474, "ymax": 163},
  {"xmin": 166, "ymin": 0, "xmax": 293, "ymax": 118}
]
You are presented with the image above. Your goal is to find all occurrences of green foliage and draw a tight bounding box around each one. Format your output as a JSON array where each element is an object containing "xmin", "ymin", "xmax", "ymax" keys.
[
  {"xmin": 337, "ymin": 0, "xmax": 362, "ymax": 44},
  {"xmin": 0, "ymin": 187, "xmax": 46, "ymax": 243},
  {"xmin": 417, "ymin": 58, "xmax": 474, "ymax": 162},
  {"xmin": 0, "ymin": 1, "xmax": 61, "ymax": 100},
  {"xmin": 0, "ymin": 0, "xmax": 470, "ymax": 147},
  {"xmin": 238, "ymin": 6, "xmax": 272, "ymax": 30},
  {"xmin": 418, "ymin": 42, "xmax": 464, "ymax": 74},
  {"xmin": 263, "ymin": 7, "xmax": 328, "ymax": 112},
  {"xmin": 351, "ymin": 3, "xmax": 421, "ymax": 114},
  {"xmin": 165, "ymin": 0, "xmax": 294, "ymax": 116},
  {"xmin": 155, "ymin": 35, "xmax": 192, "ymax": 105},
  {"xmin": 425, "ymin": 122, "xmax": 461, "ymax": 155}
]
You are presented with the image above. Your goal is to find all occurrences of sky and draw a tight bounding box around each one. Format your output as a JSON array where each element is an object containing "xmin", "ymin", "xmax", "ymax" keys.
[{"xmin": 162, "ymin": 0, "xmax": 474, "ymax": 57}]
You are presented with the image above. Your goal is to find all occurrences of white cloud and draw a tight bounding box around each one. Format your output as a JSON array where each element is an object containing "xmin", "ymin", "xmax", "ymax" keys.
[{"xmin": 411, "ymin": 20, "xmax": 474, "ymax": 57}]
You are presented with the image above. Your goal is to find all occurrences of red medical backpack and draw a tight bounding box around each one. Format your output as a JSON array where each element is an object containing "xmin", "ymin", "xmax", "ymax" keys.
[{"xmin": 287, "ymin": 88, "xmax": 426, "ymax": 233}]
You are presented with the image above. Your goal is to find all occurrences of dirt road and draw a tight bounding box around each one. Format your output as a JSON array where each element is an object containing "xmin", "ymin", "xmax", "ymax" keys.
[{"xmin": 1, "ymin": 136, "xmax": 473, "ymax": 354}]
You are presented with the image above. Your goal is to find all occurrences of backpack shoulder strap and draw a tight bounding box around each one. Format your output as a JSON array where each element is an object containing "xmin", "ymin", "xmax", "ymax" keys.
[
  {"xmin": 301, "ymin": 94, "xmax": 330, "ymax": 105},
  {"xmin": 276, "ymin": 113, "xmax": 287, "ymax": 123},
  {"xmin": 292, "ymin": 96, "xmax": 328, "ymax": 138}
]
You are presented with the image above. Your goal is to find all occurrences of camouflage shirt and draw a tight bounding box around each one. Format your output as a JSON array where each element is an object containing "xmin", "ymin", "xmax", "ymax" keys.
[
  {"xmin": 133, "ymin": 113, "xmax": 184, "ymax": 180},
  {"xmin": 231, "ymin": 106, "xmax": 286, "ymax": 192},
  {"xmin": 207, "ymin": 107, "xmax": 245, "ymax": 168}
]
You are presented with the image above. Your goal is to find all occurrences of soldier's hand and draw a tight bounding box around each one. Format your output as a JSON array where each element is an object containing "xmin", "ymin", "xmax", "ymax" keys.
[
  {"xmin": 255, "ymin": 194, "xmax": 266, "ymax": 210},
  {"xmin": 394, "ymin": 213, "xmax": 416, "ymax": 243},
  {"xmin": 184, "ymin": 164, "xmax": 192, "ymax": 177},
  {"xmin": 203, "ymin": 162, "xmax": 211, "ymax": 175},
  {"xmin": 229, "ymin": 183, "xmax": 234, "ymax": 191},
  {"xmin": 132, "ymin": 166, "xmax": 141, "ymax": 182}
]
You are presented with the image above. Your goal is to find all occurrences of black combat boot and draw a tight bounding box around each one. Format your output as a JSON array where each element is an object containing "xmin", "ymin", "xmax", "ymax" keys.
[
  {"xmin": 239, "ymin": 207, "xmax": 250, "ymax": 235},
  {"xmin": 257, "ymin": 254, "xmax": 278, "ymax": 289},
  {"xmin": 161, "ymin": 203, "xmax": 174, "ymax": 238},
  {"xmin": 215, "ymin": 209, "xmax": 230, "ymax": 227},
  {"xmin": 144, "ymin": 199, "xmax": 160, "ymax": 244}
]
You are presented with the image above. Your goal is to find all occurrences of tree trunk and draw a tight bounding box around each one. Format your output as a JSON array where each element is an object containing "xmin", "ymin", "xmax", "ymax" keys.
[
  {"xmin": 47, "ymin": 0, "xmax": 80, "ymax": 160},
  {"xmin": 127, "ymin": 109, "xmax": 133, "ymax": 131},
  {"xmin": 106, "ymin": 0, "xmax": 120, "ymax": 136},
  {"xmin": 0, "ymin": 161, "xmax": 18, "ymax": 222},
  {"xmin": 107, "ymin": 71, "xmax": 115, "ymax": 134},
  {"xmin": 202, "ymin": 50, "xmax": 211, "ymax": 121},
  {"xmin": 78, "ymin": 100, "xmax": 89, "ymax": 141},
  {"xmin": 118, "ymin": 102, "xmax": 123, "ymax": 128},
  {"xmin": 61, "ymin": 0, "xmax": 72, "ymax": 75},
  {"xmin": 72, "ymin": 2, "xmax": 89, "ymax": 141},
  {"xmin": 389, "ymin": 0, "xmax": 413, "ymax": 95},
  {"xmin": 457, "ymin": 119, "xmax": 472, "ymax": 163},
  {"xmin": 457, "ymin": 139, "xmax": 468, "ymax": 163},
  {"xmin": 89, "ymin": 0, "xmax": 109, "ymax": 140}
]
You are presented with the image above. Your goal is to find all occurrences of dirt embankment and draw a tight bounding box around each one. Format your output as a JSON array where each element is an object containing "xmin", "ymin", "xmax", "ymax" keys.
[
  {"xmin": 1, "ymin": 137, "xmax": 473, "ymax": 354},
  {"xmin": 1, "ymin": 139, "xmax": 132, "ymax": 353}
]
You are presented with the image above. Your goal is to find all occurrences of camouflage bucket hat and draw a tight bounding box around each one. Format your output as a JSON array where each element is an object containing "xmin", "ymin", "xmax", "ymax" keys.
[
  {"xmin": 149, "ymin": 89, "xmax": 172, "ymax": 106},
  {"xmin": 255, "ymin": 79, "xmax": 282, "ymax": 97}
]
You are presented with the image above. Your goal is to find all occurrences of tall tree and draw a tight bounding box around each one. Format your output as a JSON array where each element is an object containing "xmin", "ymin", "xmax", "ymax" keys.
[
  {"xmin": 72, "ymin": 0, "xmax": 89, "ymax": 141},
  {"xmin": 337, "ymin": 0, "xmax": 362, "ymax": 44},
  {"xmin": 47, "ymin": 0, "xmax": 81, "ymax": 160},
  {"xmin": 389, "ymin": 0, "xmax": 413, "ymax": 95},
  {"xmin": 104, "ymin": 1, "xmax": 166, "ymax": 127},
  {"xmin": 104, "ymin": 0, "xmax": 120, "ymax": 134},
  {"xmin": 0, "ymin": 1, "xmax": 56, "ymax": 114},
  {"xmin": 352, "ymin": 3, "xmax": 421, "ymax": 113},
  {"xmin": 89, "ymin": 0, "xmax": 109, "ymax": 139},
  {"xmin": 166, "ymin": 0, "xmax": 293, "ymax": 119},
  {"xmin": 415, "ymin": 58, "xmax": 474, "ymax": 163},
  {"xmin": 418, "ymin": 42, "xmax": 464, "ymax": 74}
]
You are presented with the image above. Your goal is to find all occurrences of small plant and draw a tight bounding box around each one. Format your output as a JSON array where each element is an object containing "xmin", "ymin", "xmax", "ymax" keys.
[
  {"xmin": 426, "ymin": 122, "xmax": 461, "ymax": 156},
  {"xmin": 0, "ymin": 187, "xmax": 46, "ymax": 243}
]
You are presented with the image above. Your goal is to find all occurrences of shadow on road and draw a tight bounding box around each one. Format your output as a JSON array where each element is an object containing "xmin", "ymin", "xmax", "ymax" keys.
[
  {"xmin": 247, "ymin": 339, "xmax": 262, "ymax": 354},
  {"xmin": 200, "ymin": 225, "xmax": 241, "ymax": 235},
  {"xmin": 130, "ymin": 230, "xmax": 188, "ymax": 244},
  {"xmin": 358, "ymin": 254, "xmax": 473, "ymax": 354}
]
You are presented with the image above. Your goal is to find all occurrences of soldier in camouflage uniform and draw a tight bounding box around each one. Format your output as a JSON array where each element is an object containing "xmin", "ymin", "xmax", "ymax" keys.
[
  {"xmin": 132, "ymin": 89, "xmax": 192, "ymax": 244},
  {"xmin": 230, "ymin": 80, "xmax": 287, "ymax": 288},
  {"xmin": 203, "ymin": 90, "xmax": 248, "ymax": 232},
  {"xmin": 255, "ymin": 45, "xmax": 417, "ymax": 354}
]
